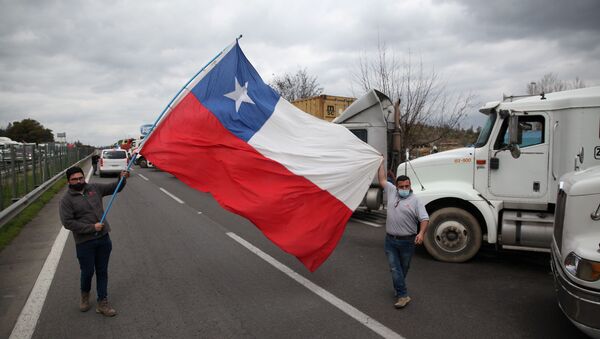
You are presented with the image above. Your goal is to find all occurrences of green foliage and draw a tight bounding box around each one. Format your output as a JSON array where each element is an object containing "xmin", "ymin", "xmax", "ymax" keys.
[
  {"xmin": 0, "ymin": 178, "xmax": 66, "ymax": 252},
  {"xmin": 6, "ymin": 118, "xmax": 54, "ymax": 143}
]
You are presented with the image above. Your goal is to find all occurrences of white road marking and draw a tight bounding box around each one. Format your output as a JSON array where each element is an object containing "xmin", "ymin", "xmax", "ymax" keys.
[
  {"xmin": 197, "ymin": 211, "xmax": 203, "ymax": 214},
  {"xmin": 159, "ymin": 187, "xmax": 185, "ymax": 204},
  {"xmin": 137, "ymin": 174, "xmax": 149, "ymax": 181},
  {"xmin": 352, "ymin": 219, "xmax": 383, "ymax": 228},
  {"xmin": 9, "ymin": 167, "xmax": 94, "ymax": 339},
  {"xmin": 226, "ymin": 232, "xmax": 404, "ymax": 339}
]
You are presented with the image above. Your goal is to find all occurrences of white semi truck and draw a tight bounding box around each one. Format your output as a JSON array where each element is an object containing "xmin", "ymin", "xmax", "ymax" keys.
[
  {"xmin": 393, "ymin": 86, "xmax": 600, "ymax": 262},
  {"xmin": 550, "ymin": 166, "xmax": 600, "ymax": 338}
]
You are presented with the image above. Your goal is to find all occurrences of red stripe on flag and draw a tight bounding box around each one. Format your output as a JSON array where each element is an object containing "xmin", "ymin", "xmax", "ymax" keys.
[{"xmin": 142, "ymin": 93, "xmax": 352, "ymax": 271}]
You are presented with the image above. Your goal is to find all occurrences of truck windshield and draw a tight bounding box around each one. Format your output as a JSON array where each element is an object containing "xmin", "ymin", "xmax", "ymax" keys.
[{"xmin": 474, "ymin": 112, "xmax": 497, "ymax": 148}]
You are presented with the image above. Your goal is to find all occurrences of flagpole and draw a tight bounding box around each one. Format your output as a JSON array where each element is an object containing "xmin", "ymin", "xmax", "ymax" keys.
[
  {"xmin": 98, "ymin": 35, "xmax": 242, "ymax": 227},
  {"xmin": 138, "ymin": 34, "xmax": 243, "ymax": 152}
]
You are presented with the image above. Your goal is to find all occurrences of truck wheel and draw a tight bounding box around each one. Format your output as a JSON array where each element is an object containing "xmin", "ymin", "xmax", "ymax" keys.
[
  {"xmin": 424, "ymin": 207, "xmax": 482, "ymax": 263},
  {"xmin": 139, "ymin": 158, "xmax": 148, "ymax": 168}
]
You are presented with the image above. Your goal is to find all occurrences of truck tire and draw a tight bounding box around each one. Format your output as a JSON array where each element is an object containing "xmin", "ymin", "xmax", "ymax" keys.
[
  {"xmin": 139, "ymin": 158, "xmax": 148, "ymax": 168},
  {"xmin": 424, "ymin": 207, "xmax": 482, "ymax": 263}
]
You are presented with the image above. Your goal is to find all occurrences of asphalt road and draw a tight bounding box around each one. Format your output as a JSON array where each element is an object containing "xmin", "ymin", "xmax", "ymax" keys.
[{"xmin": 1, "ymin": 165, "xmax": 588, "ymax": 338}]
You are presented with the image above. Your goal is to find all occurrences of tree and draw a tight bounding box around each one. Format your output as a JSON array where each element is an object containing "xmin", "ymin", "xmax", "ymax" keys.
[
  {"xmin": 6, "ymin": 118, "xmax": 54, "ymax": 143},
  {"xmin": 526, "ymin": 72, "xmax": 586, "ymax": 95},
  {"xmin": 270, "ymin": 68, "xmax": 323, "ymax": 102},
  {"xmin": 352, "ymin": 40, "xmax": 473, "ymax": 168}
]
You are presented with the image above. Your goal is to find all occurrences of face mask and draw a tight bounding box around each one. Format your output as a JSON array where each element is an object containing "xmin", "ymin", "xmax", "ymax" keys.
[
  {"xmin": 69, "ymin": 182, "xmax": 85, "ymax": 191},
  {"xmin": 397, "ymin": 189, "xmax": 410, "ymax": 198}
]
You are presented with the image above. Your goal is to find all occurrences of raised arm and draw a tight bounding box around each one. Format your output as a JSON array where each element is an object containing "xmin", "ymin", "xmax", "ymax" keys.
[{"xmin": 377, "ymin": 161, "xmax": 387, "ymax": 190}]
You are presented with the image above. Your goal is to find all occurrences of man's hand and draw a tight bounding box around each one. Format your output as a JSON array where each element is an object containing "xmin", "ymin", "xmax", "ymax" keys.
[
  {"xmin": 415, "ymin": 233, "xmax": 424, "ymax": 245},
  {"xmin": 119, "ymin": 170, "xmax": 130, "ymax": 179},
  {"xmin": 94, "ymin": 223, "xmax": 104, "ymax": 232},
  {"xmin": 415, "ymin": 220, "xmax": 429, "ymax": 245}
]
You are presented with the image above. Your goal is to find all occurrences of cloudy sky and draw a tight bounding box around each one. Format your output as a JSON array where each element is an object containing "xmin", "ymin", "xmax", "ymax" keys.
[{"xmin": 1, "ymin": 0, "xmax": 599, "ymax": 146}]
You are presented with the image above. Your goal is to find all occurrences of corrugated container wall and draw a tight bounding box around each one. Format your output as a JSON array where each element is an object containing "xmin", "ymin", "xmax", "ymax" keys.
[{"xmin": 292, "ymin": 95, "xmax": 356, "ymax": 122}]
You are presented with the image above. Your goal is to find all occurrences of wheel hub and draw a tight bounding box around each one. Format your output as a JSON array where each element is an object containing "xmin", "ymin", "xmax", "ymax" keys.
[{"xmin": 434, "ymin": 221, "xmax": 469, "ymax": 253}]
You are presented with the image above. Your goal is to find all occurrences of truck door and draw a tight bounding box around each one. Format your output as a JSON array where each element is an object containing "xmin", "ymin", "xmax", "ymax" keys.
[{"xmin": 489, "ymin": 113, "xmax": 549, "ymax": 199}]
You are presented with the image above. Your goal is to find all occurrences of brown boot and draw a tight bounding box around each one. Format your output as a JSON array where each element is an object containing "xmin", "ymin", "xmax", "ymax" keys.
[
  {"xmin": 80, "ymin": 292, "xmax": 91, "ymax": 312},
  {"xmin": 96, "ymin": 298, "xmax": 117, "ymax": 317}
]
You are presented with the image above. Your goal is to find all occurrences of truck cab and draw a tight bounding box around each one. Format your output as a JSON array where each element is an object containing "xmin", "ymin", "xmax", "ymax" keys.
[
  {"xmin": 131, "ymin": 138, "xmax": 153, "ymax": 168},
  {"xmin": 550, "ymin": 166, "xmax": 600, "ymax": 338},
  {"xmin": 398, "ymin": 86, "xmax": 600, "ymax": 262}
]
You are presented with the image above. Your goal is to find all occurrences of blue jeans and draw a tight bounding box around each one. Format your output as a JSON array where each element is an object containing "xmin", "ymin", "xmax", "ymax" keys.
[
  {"xmin": 384, "ymin": 235, "xmax": 415, "ymax": 297},
  {"xmin": 76, "ymin": 234, "xmax": 112, "ymax": 300}
]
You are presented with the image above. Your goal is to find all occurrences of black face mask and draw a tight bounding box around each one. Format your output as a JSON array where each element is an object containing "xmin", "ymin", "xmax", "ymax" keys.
[{"xmin": 69, "ymin": 182, "xmax": 85, "ymax": 191}]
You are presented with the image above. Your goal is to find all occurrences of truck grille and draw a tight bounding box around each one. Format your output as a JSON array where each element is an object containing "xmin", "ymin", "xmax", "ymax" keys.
[{"xmin": 554, "ymin": 189, "xmax": 567, "ymax": 250}]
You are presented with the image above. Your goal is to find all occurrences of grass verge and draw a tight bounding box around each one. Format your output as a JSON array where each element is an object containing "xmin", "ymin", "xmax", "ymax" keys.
[{"xmin": 0, "ymin": 178, "xmax": 66, "ymax": 252}]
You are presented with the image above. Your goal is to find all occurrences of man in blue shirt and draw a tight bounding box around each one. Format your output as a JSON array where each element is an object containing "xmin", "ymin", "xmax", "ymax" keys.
[{"xmin": 377, "ymin": 163, "xmax": 429, "ymax": 308}]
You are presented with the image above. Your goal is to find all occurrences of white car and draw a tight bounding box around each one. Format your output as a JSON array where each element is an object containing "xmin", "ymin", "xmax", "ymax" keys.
[{"xmin": 99, "ymin": 149, "xmax": 128, "ymax": 177}]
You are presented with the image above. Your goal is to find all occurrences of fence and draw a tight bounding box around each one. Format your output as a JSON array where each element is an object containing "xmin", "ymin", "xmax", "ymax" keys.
[{"xmin": 0, "ymin": 143, "xmax": 94, "ymax": 211}]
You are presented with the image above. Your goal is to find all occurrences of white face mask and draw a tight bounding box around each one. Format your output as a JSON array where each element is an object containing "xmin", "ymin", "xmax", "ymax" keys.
[{"xmin": 397, "ymin": 189, "xmax": 410, "ymax": 198}]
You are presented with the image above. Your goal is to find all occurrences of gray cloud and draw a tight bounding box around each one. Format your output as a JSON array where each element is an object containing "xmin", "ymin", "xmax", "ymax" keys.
[{"xmin": 1, "ymin": 0, "xmax": 598, "ymax": 145}]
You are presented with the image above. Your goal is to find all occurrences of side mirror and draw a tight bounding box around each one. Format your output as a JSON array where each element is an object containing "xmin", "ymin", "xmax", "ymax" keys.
[
  {"xmin": 508, "ymin": 115, "xmax": 521, "ymax": 145},
  {"xmin": 509, "ymin": 144, "xmax": 521, "ymax": 159}
]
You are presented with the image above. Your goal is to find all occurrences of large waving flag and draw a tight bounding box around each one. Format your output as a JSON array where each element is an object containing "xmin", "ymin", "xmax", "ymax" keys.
[{"xmin": 141, "ymin": 41, "xmax": 381, "ymax": 271}]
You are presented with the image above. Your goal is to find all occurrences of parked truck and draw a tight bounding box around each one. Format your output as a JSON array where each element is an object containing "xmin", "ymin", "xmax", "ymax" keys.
[
  {"xmin": 130, "ymin": 138, "xmax": 153, "ymax": 168},
  {"xmin": 333, "ymin": 89, "xmax": 395, "ymax": 210},
  {"xmin": 550, "ymin": 166, "xmax": 600, "ymax": 338},
  {"xmin": 393, "ymin": 86, "xmax": 600, "ymax": 262}
]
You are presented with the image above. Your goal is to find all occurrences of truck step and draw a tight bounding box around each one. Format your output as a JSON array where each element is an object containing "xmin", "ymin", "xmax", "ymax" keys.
[{"xmin": 502, "ymin": 210, "xmax": 554, "ymax": 224}]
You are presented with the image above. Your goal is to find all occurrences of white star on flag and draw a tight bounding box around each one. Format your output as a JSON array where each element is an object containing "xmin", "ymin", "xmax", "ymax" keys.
[{"xmin": 224, "ymin": 77, "xmax": 255, "ymax": 112}]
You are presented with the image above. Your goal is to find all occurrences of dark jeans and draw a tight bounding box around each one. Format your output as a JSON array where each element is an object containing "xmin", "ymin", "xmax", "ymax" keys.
[
  {"xmin": 384, "ymin": 235, "xmax": 415, "ymax": 297},
  {"xmin": 76, "ymin": 234, "xmax": 112, "ymax": 300},
  {"xmin": 92, "ymin": 163, "xmax": 98, "ymax": 174}
]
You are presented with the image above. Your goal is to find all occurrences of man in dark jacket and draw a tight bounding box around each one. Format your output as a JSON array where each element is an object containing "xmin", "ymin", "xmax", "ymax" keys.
[
  {"xmin": 91, "ymin": 153, "xmax": 100, "ymax": 175},
  {"xmin": 59, "ymin": 166, "xmax": 129, "ymax": 316}
]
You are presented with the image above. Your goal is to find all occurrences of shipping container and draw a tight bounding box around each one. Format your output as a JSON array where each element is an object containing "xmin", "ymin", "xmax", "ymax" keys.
[{"xmin": 292, "ymin": 95, "xmax": 356, "ymax": 121}]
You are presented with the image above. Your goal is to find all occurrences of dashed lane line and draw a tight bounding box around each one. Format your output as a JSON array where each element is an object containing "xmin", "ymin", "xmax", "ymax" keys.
[
  {"xmin": 159, "ymin": 187, "xmax": 185, "ymax": 204},
  {"xmin": 351, "ymin": 218, "xmax": 383, "ymax": 228},
  {"xmin": 137, "ymin": 174, "xmax": 149, "ymax": 181}
]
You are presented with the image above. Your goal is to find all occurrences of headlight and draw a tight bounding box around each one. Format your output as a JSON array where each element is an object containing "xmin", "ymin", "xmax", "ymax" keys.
[{"xmin": 564, "ymin": 252, "xmax": 600, "ymax": 282}]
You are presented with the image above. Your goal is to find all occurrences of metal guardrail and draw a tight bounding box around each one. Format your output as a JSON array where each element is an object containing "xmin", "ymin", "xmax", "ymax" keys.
[{"xmin": 0, "ymin": 147, "xmax": 92, "ymax": 229}]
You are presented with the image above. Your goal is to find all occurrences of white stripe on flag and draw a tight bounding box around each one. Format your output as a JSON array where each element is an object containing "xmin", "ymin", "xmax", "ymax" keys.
[{"xmin": 248, "ymin": 99, "xmax": 381, "ymax": 210}]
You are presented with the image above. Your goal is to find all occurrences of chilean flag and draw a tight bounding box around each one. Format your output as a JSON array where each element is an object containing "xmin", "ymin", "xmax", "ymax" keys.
[{"xmin": 141, "ymin": 42, "xmax": 381, "ymax": 271}]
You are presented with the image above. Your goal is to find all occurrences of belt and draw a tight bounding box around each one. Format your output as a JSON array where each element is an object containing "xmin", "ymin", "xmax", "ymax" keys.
[{"xmin": 386, "ymin": 233, "xmax": 416, "ymax": 240}]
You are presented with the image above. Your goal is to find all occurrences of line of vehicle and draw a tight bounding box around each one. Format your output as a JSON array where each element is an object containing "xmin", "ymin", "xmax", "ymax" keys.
[
  {"xmin": 9, "ymin": 167, "xmax": 94, "ymax": 339},
  {"xmin": 226, "ymin": 232, "xmax": 403, "ymax": 339},
  {"xmin": 159, "ymin": 187, "xmax": 185, "ymax": 204}
]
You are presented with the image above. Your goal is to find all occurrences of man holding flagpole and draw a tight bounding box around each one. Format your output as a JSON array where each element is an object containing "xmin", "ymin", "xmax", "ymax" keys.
[{"xmin": 59, "ymin": 166, "xmax": 129, "ymax": 316}]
